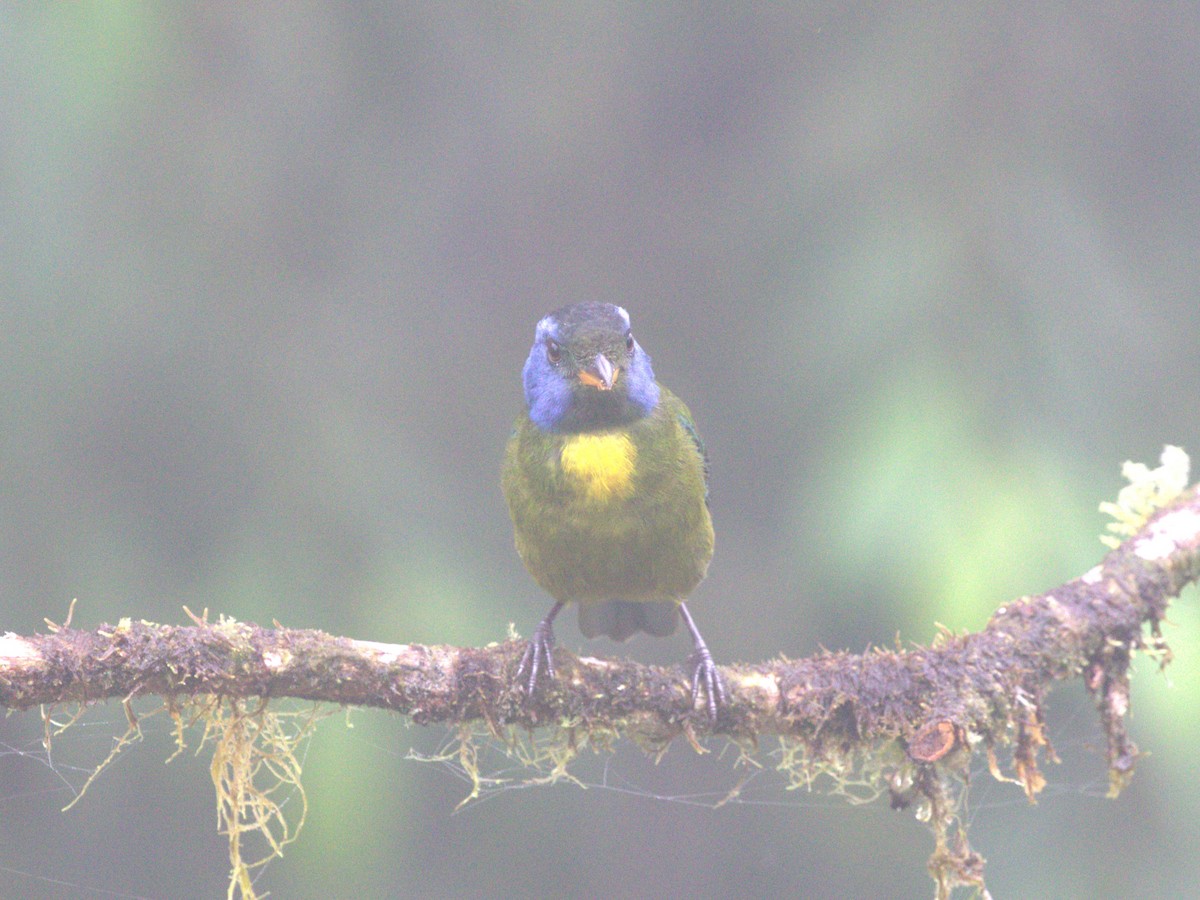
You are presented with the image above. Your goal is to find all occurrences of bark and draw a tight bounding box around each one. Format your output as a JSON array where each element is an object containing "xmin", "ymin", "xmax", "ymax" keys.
[{"xmin": 3, "ymin": 481, "xmax": 1197, "ymax": 899}]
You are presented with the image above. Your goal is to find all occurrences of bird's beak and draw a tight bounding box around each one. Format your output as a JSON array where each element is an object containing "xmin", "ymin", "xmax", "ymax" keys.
[{"xmin": 578, "ymin": 353, "xmax": 618, "ymax": 391}]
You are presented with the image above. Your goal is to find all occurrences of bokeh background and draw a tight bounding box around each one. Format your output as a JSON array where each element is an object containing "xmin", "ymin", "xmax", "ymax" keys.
[{"xmin": 3, "ymin": 4, "xmax": 1199, "ymax": 898}]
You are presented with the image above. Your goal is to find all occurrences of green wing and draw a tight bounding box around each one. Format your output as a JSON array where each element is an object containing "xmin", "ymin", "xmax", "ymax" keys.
[{"xmin": 677, "ymin": 410, "xmax": 710, "ymax": 506}]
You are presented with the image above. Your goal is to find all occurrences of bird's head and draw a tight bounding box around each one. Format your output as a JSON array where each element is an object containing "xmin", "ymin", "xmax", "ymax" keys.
[{"xmin": 522, "ymin": 302, "xmax": 660, "ymax": 433}]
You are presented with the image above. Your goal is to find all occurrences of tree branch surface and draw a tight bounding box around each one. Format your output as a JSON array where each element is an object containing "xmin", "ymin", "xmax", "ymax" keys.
[
  {"xmin": 4, "ymin": 486, "xmax": 1197, "ymax": 744},
  {"xmin": 3, "ymin": 459, "xmax": 1198, "ymax": 899}
]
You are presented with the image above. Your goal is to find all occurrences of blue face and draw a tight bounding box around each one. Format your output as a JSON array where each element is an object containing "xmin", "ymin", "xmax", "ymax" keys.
[{"xmin": 522, "ymin": 302, "xmax": 661, "ymax": 433}]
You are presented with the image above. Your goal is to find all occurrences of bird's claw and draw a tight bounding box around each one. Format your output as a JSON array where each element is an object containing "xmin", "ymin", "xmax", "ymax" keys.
[
  {"xmin": 516, "ymin": 622, "xmax": 556, "ymax": 695},
  {"xmin": 688, "ymin": 645, "xmax": 726, "ymax": 724}
]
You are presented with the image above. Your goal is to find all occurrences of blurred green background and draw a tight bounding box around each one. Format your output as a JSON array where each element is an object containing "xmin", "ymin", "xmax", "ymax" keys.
[{"xmin": 2, "ymin": 4, "xmax": 1198, "ymax": 898}]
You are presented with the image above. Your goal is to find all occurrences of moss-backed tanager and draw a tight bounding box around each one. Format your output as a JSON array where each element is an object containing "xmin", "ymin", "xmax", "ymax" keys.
[{"xmin": 502, "ymin": 302, "xmax": 725, "ymax": 718}]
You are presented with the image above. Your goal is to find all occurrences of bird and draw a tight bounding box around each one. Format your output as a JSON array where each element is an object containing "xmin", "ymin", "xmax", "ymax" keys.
[{"xmin": 501, "ymin": 301, "xmax": 726, "ymax": 720}]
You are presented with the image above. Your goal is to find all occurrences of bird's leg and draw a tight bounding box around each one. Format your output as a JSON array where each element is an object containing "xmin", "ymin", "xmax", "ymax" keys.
[
  {"xmin": 516, "ymin": 600, "xmax": 563, "ymax": 695},
  {"xmin": 679, "ymin": 602, "xmax": 726, "ymax": 722}
]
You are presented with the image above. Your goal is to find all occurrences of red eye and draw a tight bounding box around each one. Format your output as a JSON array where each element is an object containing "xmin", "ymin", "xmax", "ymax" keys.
[
  {"xmin": 625, "ymin": 332, "xmax": 634, "ymax": 352},
  {"xmin": 546, "ymin": 339, "xmax": 561, "ymax": 363}
]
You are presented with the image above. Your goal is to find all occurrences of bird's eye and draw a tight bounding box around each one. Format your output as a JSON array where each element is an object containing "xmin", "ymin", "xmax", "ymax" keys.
[
  {"xmin": 625, "ymin": 332, "xmax": 635, "ymax": 352},
  {"xmin": 545, "ymin": 339, "xmax": 562, "ymax": 363}
]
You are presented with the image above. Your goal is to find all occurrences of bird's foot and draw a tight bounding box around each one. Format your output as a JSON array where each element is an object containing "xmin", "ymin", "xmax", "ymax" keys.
[
  {"xmin": 678, "ymin": 602, "xmax": 726, "ymax": 723},
  {"xmin": 515, "ymin": 612, "xmax": 558, "ymax": 696},
  {"xmin": 688, "ymin": 644, "xmax": 727, "ymax": 723}
]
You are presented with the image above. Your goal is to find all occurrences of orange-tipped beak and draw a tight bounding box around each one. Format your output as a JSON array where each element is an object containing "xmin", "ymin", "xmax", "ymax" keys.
[{"xmin": 578, "ymin": 353, "xmax": 618, "ymax": 390}]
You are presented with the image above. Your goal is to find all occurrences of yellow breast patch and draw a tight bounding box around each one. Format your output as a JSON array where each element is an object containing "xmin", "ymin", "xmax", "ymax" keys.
[{"xmin": 559, "ymin": 432, "xmax": 637, "ymax": 502}]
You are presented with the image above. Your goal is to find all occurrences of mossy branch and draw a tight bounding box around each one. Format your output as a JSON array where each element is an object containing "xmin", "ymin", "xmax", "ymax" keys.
[
  {"xmin": 3, "ymin": 486, "xmax": 1196, "ymax": 752},
  {"xmin": 2, "ymin": 450, "xmax": 1198, "ymax": 899}
]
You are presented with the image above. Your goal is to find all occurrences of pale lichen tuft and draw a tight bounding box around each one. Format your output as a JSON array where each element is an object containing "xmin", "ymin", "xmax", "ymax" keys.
[{"xmin": 1099, "ymin": 445, "xmax": 1190, "ymax": 548}]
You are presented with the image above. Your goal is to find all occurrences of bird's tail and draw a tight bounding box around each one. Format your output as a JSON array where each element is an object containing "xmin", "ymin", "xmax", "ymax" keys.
[{"xmin": 578, "ymin": 600, "xmax": 679, "ymax": 641}]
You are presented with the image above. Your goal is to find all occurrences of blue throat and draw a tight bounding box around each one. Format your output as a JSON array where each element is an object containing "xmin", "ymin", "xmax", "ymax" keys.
[{"xmin": 524, "ymin": 346, "xmax": 660, "ymax": 433}]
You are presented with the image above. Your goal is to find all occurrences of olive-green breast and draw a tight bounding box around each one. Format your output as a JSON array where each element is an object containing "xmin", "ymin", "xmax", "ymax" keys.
[{"xmin": 502, "ymin": 386, "xmax": 713, "ymax": 606}]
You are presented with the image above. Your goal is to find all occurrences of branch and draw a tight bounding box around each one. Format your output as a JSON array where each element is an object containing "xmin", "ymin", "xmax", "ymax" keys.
[
  {"xmin": 4, "ymin": 488, "xmax": 1196, "ymax": 742},
  {"xmin": 3, "ymin": 457, "xmax": 1198, "ymax": 899}
]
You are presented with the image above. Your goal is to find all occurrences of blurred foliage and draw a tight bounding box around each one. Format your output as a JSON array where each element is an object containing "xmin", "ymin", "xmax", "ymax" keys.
[{"xmin": 2, "ymin": 3, "xmax": 1199, "ymax": 898}]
